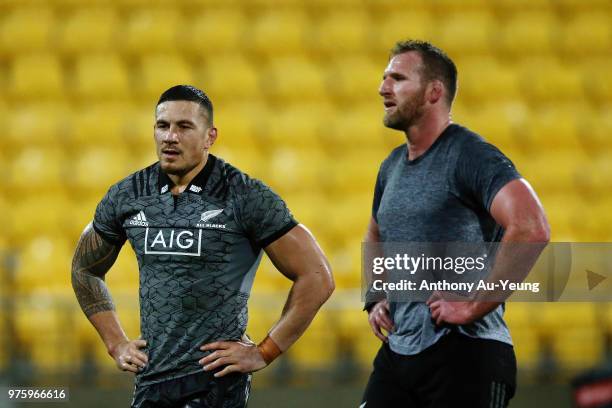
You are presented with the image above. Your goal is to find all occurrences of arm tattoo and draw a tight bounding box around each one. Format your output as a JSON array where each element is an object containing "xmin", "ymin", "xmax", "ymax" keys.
[{"xmin": 71, "ymin": 223, "xmax": 121, "ymax": 317}]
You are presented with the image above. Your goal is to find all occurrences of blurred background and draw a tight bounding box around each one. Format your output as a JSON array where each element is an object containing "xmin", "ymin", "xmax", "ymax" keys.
[{"xmin": 0, "ymin": 0, "xmax": 610, "ymax": 406}]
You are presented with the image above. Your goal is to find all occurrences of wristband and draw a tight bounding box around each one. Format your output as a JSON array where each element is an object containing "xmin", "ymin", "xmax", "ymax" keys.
[{"xmin": 257, "ymin": 335, "xmax": 282, "ymax": 365}]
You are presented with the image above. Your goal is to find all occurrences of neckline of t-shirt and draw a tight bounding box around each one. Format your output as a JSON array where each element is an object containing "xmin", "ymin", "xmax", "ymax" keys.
[{"xmin": 404, "ymin": 123, "xmax": 458, "ymax": 166}]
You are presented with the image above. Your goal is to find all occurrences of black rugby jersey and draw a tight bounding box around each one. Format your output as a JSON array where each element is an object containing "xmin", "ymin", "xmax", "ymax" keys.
[{"xmin": 93, "ymin": 154, "xmax": 297, "ymax": 386}]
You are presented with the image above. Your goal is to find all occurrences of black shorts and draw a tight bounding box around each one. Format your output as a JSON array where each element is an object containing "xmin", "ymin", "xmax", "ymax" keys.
[
  {"xmin": 131, "ymin": 370, "xmax": 251, "ymax": 408},
  {"xmin": 361, "ymin": 331, "xmax": 517, "ymax": 408}
]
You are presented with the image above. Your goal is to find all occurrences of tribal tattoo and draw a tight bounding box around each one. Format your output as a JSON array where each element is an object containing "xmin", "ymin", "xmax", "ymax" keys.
[{"xmin": 71, "ymin": 223, "xmax": 121, "ymax": 317}]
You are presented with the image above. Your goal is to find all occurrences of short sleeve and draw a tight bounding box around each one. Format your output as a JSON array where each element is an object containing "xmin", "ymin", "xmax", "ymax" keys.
[
  {"xmin": 239, "ymin": 179, "xmax": 298, "ymax": 248},
  {"xmin": 455, "ymin": 140, "xmax": 521, "ymax": 211},
  {"xmin": 92, "ymin": 185, "xmax": 127, "ymax": 246}
]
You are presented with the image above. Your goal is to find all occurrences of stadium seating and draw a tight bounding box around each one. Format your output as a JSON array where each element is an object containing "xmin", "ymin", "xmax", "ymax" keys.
[
  {"xmin": 497, "ymin": 12, "xmax": 558, "ymax": 56},
  {"xmin": 0, "ymin": 7, "xmax": 54, "ymax": 55},
  {"xmin": 122, "ymin": 8, "xmax": 182, "ymax": 55},
  {"xmin": 59, "ymin": 7, "xmax": 119, "ymax": 54},
  {"xmin": 187, "ymin": 9, "xmax": 248, "ymax": 54},
  {"xmin": 73, "ymin": 54, "xmax": 130, "ymax": 101},
  {"xmin": 311, "ymin": 11, "xmax": 372, "ymax": 55},
  {"xmin": 249, "ymin": 10, "xmax": 309, "ymax": 57},
  {"xmin": 8, "ymin": 54, "xmax": 64, "ymax": 100},
  {"xmin": 0, "ymin": 0, "xmax": 610, "ymax": 378}
]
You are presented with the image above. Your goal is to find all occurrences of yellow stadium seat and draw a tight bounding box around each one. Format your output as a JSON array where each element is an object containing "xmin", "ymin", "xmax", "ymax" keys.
[
  {"xmin": 213, "ymin": 102, "xmax": 267, "ymax": 153},
  {"xmin": 498, "ymin": 13, "xmax": 558, "ymax": 56},
  {"xmin": 120, "ymin": 106, "xmax": 156, "ymax": 150},
  {"xmin": 562, "ymin": 13, "xmax": 611, "ymax": 56},
  {"xmin": 457, "ymin": 102, "xmax": 524, "ymax": 155},
  {"xmin": 456, "ymin": 57, "xmax": 521, "ymax": 105},
  {"xmin": 248, "ymin": 10, "xmax": 309, "ymax": 56},
  {"xmin": 263, "ymin": 57, "xmax": 326, "ymax": 102},
  {"xmin": 70, "ymin": 147, "xmax": 130, "ymax": 193},
  {"xmin": 15, "ymin": 295, "xmax": 81, "ymax": 372},
  {"xmin": 267, "ymin": 148, "xmax": 328, "ymax": 193},
  {"xmin": 7, "ymin": 104, "xmax": 71, "ymax": 147},
  {"xmin": 187, "ymin": 9, "xmax": 247, "ymax": 54},
  {"xmin": 282, "ymin": 192, "xmax": 331, "ymax": 238},
  {"xmin": 326, "ymin": 56, "xmax": 382, "ymax": 102},
  {"xmin": 8, "ymin": 54, "xmax": 63, "ymax": 100},
  {"xmin": 511, "ymin": 327, "xmax": 541, "ymax": 369},
  {"xmin": 105, "ymin": 245, "xmax": 140, "ymax": 291},
  {"xmin": 59, "ymin": 7, "xmax": 119, "ymax": 54},
  {"xmin": 122, "ymin": 8, "xmax": 181, "ymax": 55},
  {"xmin": 311, "ymin": 11, "xmax": 371, "ymax": 55},
  {"xmin": 520, "ymin": 152, "xmax": 584, "ymax": 195},
  {"xmin": 557, "ymin": 0, "xmax": 611, "ymax": 12},
  {"xmin": 328, "ymin": 237, "xmax": 363, "ymax": 289},
  {"xmin": 434, "ymin": 12, "xmax": 495, "ymax": 56},
  {"xmin": 264, "ymin": 103, "xmax": 333, "ymax": 150},
  {"xmin": 70, "ymin": 103, "xmax": 131, "ymax": 147},
  {"xmin": 492, "ymin": 0, "xmax": 553, "ymax": 11},
  {"xmin": 114, "ymin": 297, "xmax": 141, "ymax": 340},
  {"xmin": 138, "ymin": 54, "xmax": 194, "ymax": 100},
  {"xmin": 526, "ymin": 104, "xmax": 584, "ymax": 151},
  {"xmin": 537, "ymin": 303, "xmax": 597, "ymax": 333},
  {"xmin": 519, "ymin": 58, "xmax": 584, "ymax": 103},
  {"xmin": 287, "ymin": 309, "xmax": 336, "ymax": 370},
  {"xmin": 8, "ymin": 148, "xmax": 66, "ymax": 193},
  {"xmin": 14, "ymin": 236, "xmax": 72, "ymax": 293},
  {"xmin": 66, "ymin": 196, "xmax": 100, "ymax": 241},
  {"xmin": 335, "ymin": 308, "xmax": 380, "ymax": 370},
  {"xmin": 372, "ymin": 11, "xmax": 433, "ymax": 58},
  {"xmin": 428, "ymin": 0, "xmax": 490, "ymax": 11},
  {"xmin": 581, "ymin": 106, "xmax": 612, "ymax": 153},
  {"xmin": 10, "ymin": 196, "xmax": 72, "ymax": 244},
  {"xmin": 198, "ymin": 55, "xmax": 260, "ymax": 103},
  {"xmin": 582, "ymin": 60, "xmax": 612, "ymax": 104},
  {"xmin": 247, "ymin": 301, "xmax": 282, "ymax": 343},
  {"xmin": 0, "ymin": 7, "xmax": 54, "ymax": 55},
  {"xmin": 74, "ymin": 54, "xmax": 130, "ymax": 100},
  {"xmin": 326, "ymin": 103, "xmax": 387, "ymax": 152},
  {"xmin": 324, "ymin": 193, "xmax": 371, "ymax": 245},
  {"xmin": 552, "ymin": 327, "xmax": 604, "ymax": 371}
]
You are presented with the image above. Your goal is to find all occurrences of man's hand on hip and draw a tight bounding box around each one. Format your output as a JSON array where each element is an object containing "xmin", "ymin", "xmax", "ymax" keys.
[
  {"xmin": 200, "ymin": 335, "xmax": 266, "ymax": 377},
  {"xmin": 368, "ymin": 299, "xmax": 395, "ymax": 343},
  {"xmin": 109, "ymin": 339, "xmax": 148, "ymax": 373}
]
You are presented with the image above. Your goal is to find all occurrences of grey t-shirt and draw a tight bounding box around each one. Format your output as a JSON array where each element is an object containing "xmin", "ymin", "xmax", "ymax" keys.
[
  {"xmin": 93, "ymin": 155, "xmax": 297, "ymax": 386},
  {"xmin": 372, "ymin": 124, "xmax": 521, "ymax": 355}
]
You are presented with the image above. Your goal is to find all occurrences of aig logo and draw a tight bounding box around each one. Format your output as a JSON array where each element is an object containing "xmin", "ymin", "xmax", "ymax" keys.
[{"xmin": 144, "ymin": 228, "xmax": 202, "ymax": 256}]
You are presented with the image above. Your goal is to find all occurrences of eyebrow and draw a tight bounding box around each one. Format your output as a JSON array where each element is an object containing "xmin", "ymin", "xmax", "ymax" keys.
[{"xmin": 155, "ymin": 119, "xmax": 196, "ymax": 126}]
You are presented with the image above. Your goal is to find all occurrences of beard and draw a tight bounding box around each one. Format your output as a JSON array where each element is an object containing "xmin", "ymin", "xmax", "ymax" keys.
[{"xmin": 383, "ymin": 88, "xmax": 426, "ymax": 130}]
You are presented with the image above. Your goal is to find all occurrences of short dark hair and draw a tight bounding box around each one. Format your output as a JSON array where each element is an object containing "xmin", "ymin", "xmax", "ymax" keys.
[
  {"xmin": 390, "ymin": 40, "xmax": 458, "ymax": 106},
  {"xmin": 157, "ymin": 85, "xmax": 214, "ymax": 124}
]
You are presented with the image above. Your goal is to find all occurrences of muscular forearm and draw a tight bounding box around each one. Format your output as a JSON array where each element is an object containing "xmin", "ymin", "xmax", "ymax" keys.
[
  {"xmin": 71, "ymin": 223, "xmax": 125, "ymax": 351},
  {"xmin": 268, "ymin": 271, "xmax": 334, "ymax": 351},
  {"xmin": 471, "ymin": 224, "xmax": 549, "ymax": 315}
]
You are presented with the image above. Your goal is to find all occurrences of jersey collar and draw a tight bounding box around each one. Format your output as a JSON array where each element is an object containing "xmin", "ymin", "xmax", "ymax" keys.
[{"xmin": 158, "ymin": 154, "xmax": 217, "ymax": 195}]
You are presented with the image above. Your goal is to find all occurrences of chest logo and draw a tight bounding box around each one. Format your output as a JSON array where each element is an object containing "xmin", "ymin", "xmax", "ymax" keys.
[
  {"xmin": 196, "ymin": 209, "xmax": 226, "ymax": 229},
  {"xmin": 144, "ymin": 228, "xmax": 202, "ymax": 256},
  {"xmin": 129, "ymin": 210, "xmax": 149, "ymax": 227}
]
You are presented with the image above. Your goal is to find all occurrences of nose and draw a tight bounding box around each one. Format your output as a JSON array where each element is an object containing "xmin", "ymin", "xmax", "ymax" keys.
[
  {"xmin": 379, "ymin": 77, "xmax": 392, "ymax": 97},
  {"xmin": 163, "ymin": 126, "xmax": 179, "ymax": 143}
]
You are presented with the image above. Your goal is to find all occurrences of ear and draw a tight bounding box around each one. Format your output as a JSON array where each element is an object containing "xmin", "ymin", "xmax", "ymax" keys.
[
  {"xmin": 205, "ymin": 127, "xmax": 218, "ymax": 149},
  {"xmin": 427, "ymin": 80, "xmax": 444, "ymax": 105}
]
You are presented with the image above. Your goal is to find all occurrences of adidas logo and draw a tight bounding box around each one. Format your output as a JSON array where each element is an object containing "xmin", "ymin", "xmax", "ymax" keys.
[
  {"xmin": 189, "ymin": 185, "xmax": 202, "ymax": 193},
  {"xmin": 129, "ymin": 210, "xmax": 149, "ymax": 227},
  {"xmin": 197, "ymin": 209, "xmax": 225, "ymax": 229}
]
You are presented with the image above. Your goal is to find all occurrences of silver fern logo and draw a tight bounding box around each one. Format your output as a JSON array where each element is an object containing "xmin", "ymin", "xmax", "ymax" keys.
[
  {"xmin": 200, "ymin": 209, "xmax": 224, "ymax": 222},
  {"xmin": 197, "ymin": 209, "xmax": 226, "ymax": 229}
]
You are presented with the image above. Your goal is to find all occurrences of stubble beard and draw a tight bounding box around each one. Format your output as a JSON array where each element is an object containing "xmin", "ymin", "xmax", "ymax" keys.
[{"xmin": 383, "ymin": 89, "xmax": 426, "ymax": 131}]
